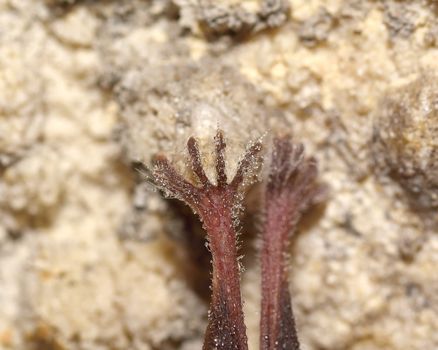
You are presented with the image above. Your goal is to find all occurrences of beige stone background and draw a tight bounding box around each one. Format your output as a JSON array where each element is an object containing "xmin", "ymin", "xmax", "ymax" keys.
[{"xmin": 0, "ymin": 0, "xmax": 437, "ymax": 349}]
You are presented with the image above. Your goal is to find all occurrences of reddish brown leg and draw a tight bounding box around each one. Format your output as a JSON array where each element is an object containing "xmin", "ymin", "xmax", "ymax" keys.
[
  {"xmin": 260, "ymin": 136, "xmax": 321, "ymax": 350},
  {"xmin": 152, "ymin": 131, "xmax": 262, "ymax": 350}
]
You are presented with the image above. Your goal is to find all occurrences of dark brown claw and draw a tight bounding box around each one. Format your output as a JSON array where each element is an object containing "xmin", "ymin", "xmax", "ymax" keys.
[{"xmin": 214, "ymin": 130, "xmax": 228, "ymax": 188}]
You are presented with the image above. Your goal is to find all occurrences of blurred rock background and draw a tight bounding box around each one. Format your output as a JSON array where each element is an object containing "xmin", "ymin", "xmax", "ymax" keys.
[{"xmin": 0, "ymin": 0, "xmax": 437, "ymax": 349}]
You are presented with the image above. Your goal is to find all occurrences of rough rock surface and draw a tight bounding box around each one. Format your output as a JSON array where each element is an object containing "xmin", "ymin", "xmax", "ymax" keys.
[
  {"xmin": 372, "ymin": 74, "xmax": 438, "ymax": 216},
  {"xmin": 0, "ymin": 1, "xmax": 437, "ymax": 349}
]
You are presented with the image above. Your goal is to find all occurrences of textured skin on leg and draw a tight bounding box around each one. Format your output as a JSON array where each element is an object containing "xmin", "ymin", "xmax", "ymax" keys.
[
  {"xmin": 152, "ymin": 130, "xmax": 262, "ymax": 350},
  {"xmin": 260, "ymin": 136, "xmax": 321, "ymax": 350}
]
